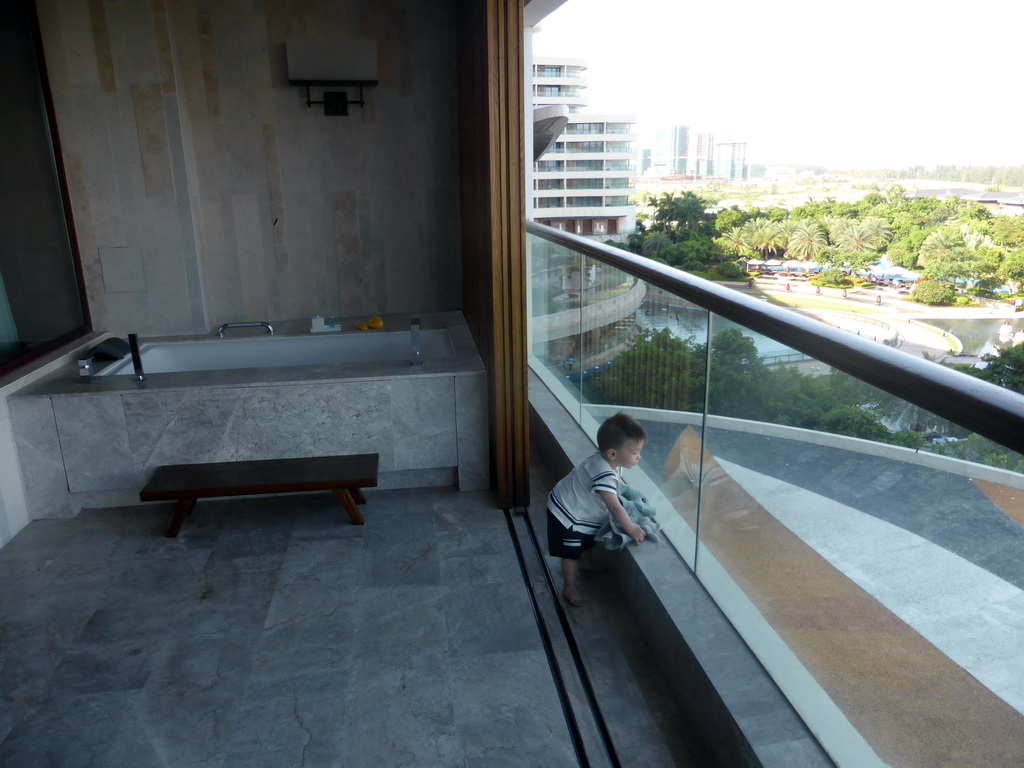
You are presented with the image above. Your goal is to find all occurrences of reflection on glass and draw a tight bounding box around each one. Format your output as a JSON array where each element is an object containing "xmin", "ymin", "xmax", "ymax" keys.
[
  {"xmin": 528, "ymin": 229, "xmax": 1024, "ymax": 767},
  {"xmin": 528, "ymin": 234, "xmax": 584, "ymax": 424},
  {"xmin": 698, "ymin": 312, "xmax": 1024, "ymax": 767},
  {"xmin": 1, "ymin": 3, "xmax": 87, "ymax": 369},
  {"xmin": 574, "ymin": 279, "xmax": 710, "ymax": 562}
]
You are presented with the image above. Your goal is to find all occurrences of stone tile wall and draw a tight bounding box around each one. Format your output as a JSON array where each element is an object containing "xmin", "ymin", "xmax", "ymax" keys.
[{"xmin": 35, "ymin": 0, "xmax": 460, "ymax": 337}]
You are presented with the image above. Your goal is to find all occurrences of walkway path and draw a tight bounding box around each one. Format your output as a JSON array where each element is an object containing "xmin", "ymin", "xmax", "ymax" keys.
[{"xmin": 746, "ymin": 279, "xmax": 1018, "ymax": 365}]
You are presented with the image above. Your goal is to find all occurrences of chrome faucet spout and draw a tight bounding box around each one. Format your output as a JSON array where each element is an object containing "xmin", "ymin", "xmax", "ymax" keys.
[
  {"xmin": 217, "ymin": 321, "xmax": 276, "ymax": 338},
  {"xmin": 128, "ymin": 333, "xmax": 146, "ymax": 381},
  {"xmin": 410, "ymin": 317, "xmax": 423, "ymax": 366}
]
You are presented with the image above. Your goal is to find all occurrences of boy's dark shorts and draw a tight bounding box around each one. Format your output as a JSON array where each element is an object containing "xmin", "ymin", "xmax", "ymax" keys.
[{"xmin": 547, "ymin": 508, "xmax": 597, "ymax": 560}]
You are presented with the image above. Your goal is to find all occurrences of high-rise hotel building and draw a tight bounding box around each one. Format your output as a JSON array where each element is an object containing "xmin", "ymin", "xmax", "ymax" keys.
[
  {"xmin": 530, "ymin": 57, "xmax": 637, "ymax": 236},
  {"xmin": 651, "ymin": 126, "xmax": 690, "ymax": 177}
]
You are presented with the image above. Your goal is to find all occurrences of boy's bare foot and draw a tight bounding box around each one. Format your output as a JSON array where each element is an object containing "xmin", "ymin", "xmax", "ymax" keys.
[{"xmin": 563, "ymin": 588, "xmax": 586, "ymax": 607}]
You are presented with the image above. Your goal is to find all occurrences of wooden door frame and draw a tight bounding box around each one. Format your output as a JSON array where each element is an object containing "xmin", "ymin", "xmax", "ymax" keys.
[{"xmin": 456, "ymin": 0, "xmax": 529, "ymax": 508}]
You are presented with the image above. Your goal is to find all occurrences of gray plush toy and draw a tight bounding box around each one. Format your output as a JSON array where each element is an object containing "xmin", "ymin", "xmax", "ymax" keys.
[{"xmin": 596, "ymin": 484, "xmax": 661, "ymax": 550}]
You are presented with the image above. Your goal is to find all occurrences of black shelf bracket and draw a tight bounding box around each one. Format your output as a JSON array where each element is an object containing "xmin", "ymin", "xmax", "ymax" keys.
[{"xmin": 289, "ymin": 79, "xmax": 378, "ymax": 116}]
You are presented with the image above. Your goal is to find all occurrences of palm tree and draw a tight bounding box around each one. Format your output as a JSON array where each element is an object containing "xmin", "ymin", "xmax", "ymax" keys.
[
  {"xmin": 641, "ymin": 232, "xmax": 672, "ymax": 258},
  {"xmin": 720, "ymin": 226, "xmax": 748, "ymax": 258},
  {"xmin": 960, "ymin": 225, "xmax": 995, "ymax": 251},
  {"xmin": 861, "ymin": 217, "xmax": 892, "ymax": 250},
  {"xmin": 823, "ymin": 217, "xmax": 852, "ymax": 247},
  {"xmin": 787, "ymin": 220, "xmax": 827, "ymax": 261},
  {"xmin": 648, "ymin": 192, "xmax": 676, "ymax": 232},
  {"xmin": 836, "ymin": 220, "xmax": 879, "ymax": 253},
  {"xmin": 741, "ymin": 217, "xmax": 780, "ymax": 258},
  {"xmin": 775, "ymin": 220, "xmax": 798, "ymax": 257},
  {"xmin": 919, "ymin": 227, "xmax": 963, "ymax": 264},
  {"xmin": 673, "ymin": 191, "xmax": 707, "ymax": 230}
]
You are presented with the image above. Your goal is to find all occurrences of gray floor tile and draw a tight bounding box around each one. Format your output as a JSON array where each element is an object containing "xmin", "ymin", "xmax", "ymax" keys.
[
  {"xmin": 0, "ymin": 481, "xmax": 697, "ymax": 767},
  {"xmin": 451, "ymin": 650, "xmax": 578, "ymax": 767}
]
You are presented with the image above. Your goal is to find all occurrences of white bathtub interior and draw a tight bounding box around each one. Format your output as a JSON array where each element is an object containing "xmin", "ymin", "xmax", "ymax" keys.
[{"xmin": 97, "ymin": 329, "xmax": 453, "ymax": 375}]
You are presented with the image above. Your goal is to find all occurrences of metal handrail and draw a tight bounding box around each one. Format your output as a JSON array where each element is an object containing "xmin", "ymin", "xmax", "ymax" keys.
[{"xmin": 527, "ymin": 221, "xmax": 1024, "ymax": 457}]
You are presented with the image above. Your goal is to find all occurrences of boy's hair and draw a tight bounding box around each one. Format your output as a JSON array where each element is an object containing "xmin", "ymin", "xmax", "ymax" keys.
[{"xmin": 597, "ymin": 412, "xmax": 648, "ymax": 454}]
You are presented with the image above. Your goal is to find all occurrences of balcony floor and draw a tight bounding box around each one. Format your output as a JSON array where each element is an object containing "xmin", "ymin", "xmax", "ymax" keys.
[{"xmin": 0, "ymin": 457, "xmax": 709, "ymax": 767}]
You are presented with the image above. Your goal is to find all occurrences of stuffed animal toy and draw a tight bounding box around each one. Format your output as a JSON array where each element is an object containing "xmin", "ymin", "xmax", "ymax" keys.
[{"xmin": 596, "ymin": 484, "xmax": 661, "ymax": 550}]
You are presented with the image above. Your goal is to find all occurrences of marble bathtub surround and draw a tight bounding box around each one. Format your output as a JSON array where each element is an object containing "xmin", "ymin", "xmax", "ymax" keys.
[{"xmin": 9, "ymin": 312, "xmax": 488, "ymax": 520}]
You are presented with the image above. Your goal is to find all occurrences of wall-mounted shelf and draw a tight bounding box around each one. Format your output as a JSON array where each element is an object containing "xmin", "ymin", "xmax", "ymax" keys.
[{"xmin": 289, "ymin": 79, "xmax": 378, "ymax": 116}]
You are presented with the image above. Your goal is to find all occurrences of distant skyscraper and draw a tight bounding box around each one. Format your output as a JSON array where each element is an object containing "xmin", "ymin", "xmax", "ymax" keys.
[
  {"xmin": 691, "ymin": 132, "xmax": 715, "ymax": 177},
  {"xmin": 652, "ymin": 126, "xmax": 689, "ymax": 176},
  {"xmin": 714, "ymin": 142, "xmax": 747, "ymax": 179}
]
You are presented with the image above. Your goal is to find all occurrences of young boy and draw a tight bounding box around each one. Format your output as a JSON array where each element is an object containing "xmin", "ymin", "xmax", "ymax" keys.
[{"xmin": 547, "ymin": 412, "xmax": 648, "ymax": 607}]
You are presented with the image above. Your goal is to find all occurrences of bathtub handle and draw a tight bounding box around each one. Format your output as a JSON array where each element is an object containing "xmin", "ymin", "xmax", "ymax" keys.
[{"xmin": 217, "ymin": 321, "xmax": 276, "ymax": 338}]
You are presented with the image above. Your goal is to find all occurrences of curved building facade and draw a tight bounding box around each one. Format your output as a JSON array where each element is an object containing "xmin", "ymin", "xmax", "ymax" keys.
[{"xmin": 530, "ymin": 57, "xmax": 637, "ymax": 237}]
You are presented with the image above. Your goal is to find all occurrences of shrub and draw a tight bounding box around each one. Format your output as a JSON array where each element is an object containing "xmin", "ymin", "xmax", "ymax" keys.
[
  {"xmin": 815, "ymin": 406, "xmax": 890, "ymax": 441},
  {"xmin": 710, "ymin": 260, "xmax": 746, "ymax": 279},
  {"xmin": 911, "ymin": 280, "xmax": 955, "ymax": 306},
  {"xmin": 816, "ymin": 267, "xmax": 850, "ymax": 288}
]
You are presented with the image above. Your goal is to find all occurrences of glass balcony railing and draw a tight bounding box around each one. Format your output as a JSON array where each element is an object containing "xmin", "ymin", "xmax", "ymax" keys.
[{"xmin": 527, "ymin": 221, "xmax": 1024, "ymax": 768}]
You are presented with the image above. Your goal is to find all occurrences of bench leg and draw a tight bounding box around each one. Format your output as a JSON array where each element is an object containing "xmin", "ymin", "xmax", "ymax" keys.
[
  {"xmin": 332, "ymin": 488, "xmax": 365, "ymax": 525},
  {"xmin": 168, "ymin": 498, "xmax": 197, "ymax": 538}
]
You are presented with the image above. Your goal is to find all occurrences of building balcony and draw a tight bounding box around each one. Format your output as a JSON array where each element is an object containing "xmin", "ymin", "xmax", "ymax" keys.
[
  {"xmin": 563, "ymin": 130, "xmax": 636, "ymax": 140},
  {"xmin": 7, "ymin": 226, "xmax": 1023, "ymax": 768},
  {"xmin": 533, "ymin": 95, "xmax": 587, "ymax": 108},
  {"xmin": 532, "ymin": 75, "xmax": 589, "ymax": 88},
  {"xmin": 0, "ymin": 467, "xmax": 706, "ymax": 766},
  {"xmin": 552, "ymin": 170, "xmax": 609, "ymax": 179},
  {"xmin": 544, "ymin": 205, "xmax": 634, "ymax": 219},
  {"xmin": 526, "ymin": 222, "xmax": 1024, "ymax": 768},
  {"xmin": 559, "ymin": 151, "xmax": 616, "ymax": 160}
]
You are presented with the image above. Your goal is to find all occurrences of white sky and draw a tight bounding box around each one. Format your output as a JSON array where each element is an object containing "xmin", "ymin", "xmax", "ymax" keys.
[{"xmin": 531, "ymin": 0, "xmax": 1023, "ymax": 170}]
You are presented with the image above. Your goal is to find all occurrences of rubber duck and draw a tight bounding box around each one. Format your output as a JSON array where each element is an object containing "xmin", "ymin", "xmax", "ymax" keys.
[
  {"xmin": 355, "ymin": 322, "xmax": 367, "ymax": 331},
  {"xmin": 368, "ymin": 316, "xmax": 384, "ymax": 329}
]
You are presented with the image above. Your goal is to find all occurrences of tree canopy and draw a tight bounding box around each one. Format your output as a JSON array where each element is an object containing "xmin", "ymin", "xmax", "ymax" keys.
[
  {"xmin": 630, "ymin": 183, "xmax": 1024, "ymax": 294},
  {"xmin": 587, "ymin": 326, "xmax": 921, "ymax": 446}
]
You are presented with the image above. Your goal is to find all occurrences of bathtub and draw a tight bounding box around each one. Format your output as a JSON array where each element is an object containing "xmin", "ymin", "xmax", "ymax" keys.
[
  {"xmin": 96, "ymin": 328, "xmax": 452, "ymax": 375},
  {"xmin": 8, "ymin": 311, "xmax": 489, "ymax": 520}
]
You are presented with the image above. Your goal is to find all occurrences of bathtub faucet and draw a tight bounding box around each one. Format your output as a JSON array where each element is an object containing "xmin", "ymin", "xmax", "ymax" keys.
[
  {"xmin": 217, "ymin": 321, "xmax": 276, "ymax": 338},
  {"xmin": 410, "ymin": 317, "xmax": 423, "ymax": 366}
]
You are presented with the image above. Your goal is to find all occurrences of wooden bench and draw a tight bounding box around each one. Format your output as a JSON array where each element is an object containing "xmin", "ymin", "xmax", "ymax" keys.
[{"xmin": 139, "ymin": 453, "xmax": 379, "ymax": 537}]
